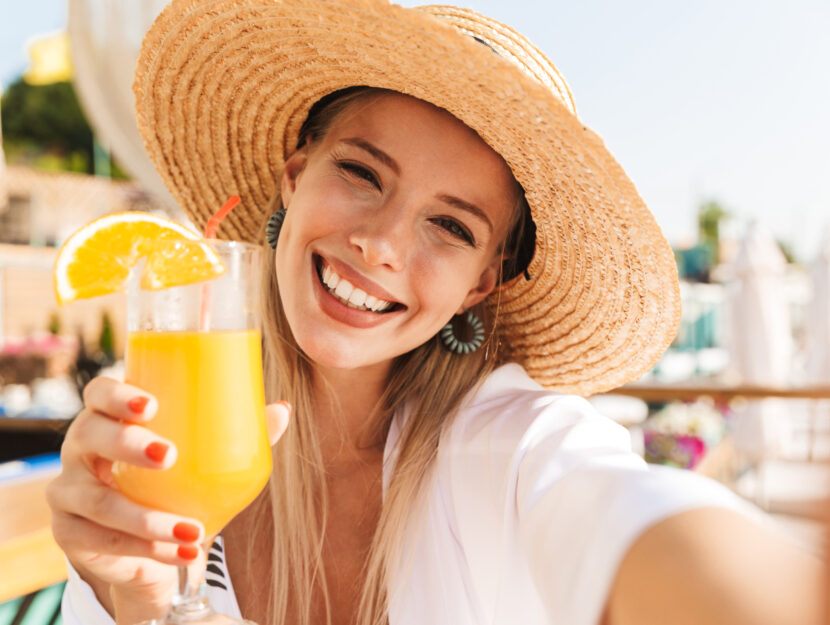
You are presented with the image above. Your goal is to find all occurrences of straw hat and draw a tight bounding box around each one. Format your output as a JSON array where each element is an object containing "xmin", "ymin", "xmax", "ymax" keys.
[{"xmin": 134, "ymin": 0, "xmax": 681, "ymax": 396}]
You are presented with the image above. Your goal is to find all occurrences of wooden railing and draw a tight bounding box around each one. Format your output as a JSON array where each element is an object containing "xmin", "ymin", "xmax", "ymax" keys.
[
  {"xmin": 612, "ymin": 382, "xmax": 830, "ymax": 403},
  {"xmin": 0, "ymin": 464, "xmax": 67, "ymax": 603},
  {"xmin": 609, "ymin": 382, "xmax": 830, "ymax": 521}
]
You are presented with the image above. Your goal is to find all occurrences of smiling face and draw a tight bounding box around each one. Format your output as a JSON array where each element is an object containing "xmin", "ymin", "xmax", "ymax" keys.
[{"xmin": 275, "ymin": 92, "xmax": 518, "ymax": 372}]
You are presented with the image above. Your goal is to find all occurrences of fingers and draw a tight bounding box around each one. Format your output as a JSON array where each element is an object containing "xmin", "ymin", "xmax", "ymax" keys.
[
  {"xmin": 265, "ymin": 401, "xmax": 291, "ymax": 446},
  {"xmin": 51, "ymin": 511, "xmax": 203, "ymax": 567},
  {"xmin": 83, "ymin": 376, "xmax": 158, "ymax": 423},
  {"xmin": 49, "ymin": 375, "xmax": 208, "ymax": 585},
  {"xmin": 49, "ymin": 480, "xmax": 203, "ymax": 546},
  {"xmin": 66, "ymin": 410, "xmax": 177, "ymax": 470}
]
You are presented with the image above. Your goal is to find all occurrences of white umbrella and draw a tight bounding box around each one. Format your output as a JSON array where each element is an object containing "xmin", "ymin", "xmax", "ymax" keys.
[
  {"xmin": 804, "ymin": 228, "xmax": 830, "ymax": 459},
  {"xmin": 725, "ymin": 221, "xmax": 793, "ymax": 465},
  {"xmin": 67, "ymin": 0, "xmax": 189, "ymax": 224},
  {"xmin": 806, "ymin": 228, "xmax": 830, "ymax": 384}
]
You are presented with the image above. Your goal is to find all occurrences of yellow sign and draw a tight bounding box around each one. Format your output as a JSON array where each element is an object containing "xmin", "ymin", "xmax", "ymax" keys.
[{"xmin": 24, "ymin": 32, "xmax": 73, "ymax": 85}]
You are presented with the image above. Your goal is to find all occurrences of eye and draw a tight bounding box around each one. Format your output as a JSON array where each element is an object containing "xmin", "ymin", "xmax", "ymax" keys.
[
  {"xmin": 431, "ymin": 217, "xmax": 476, "ymax": 246},
  {"xmin": 337, "ymin": 161, "xmax": 381, "ymax": 190}
]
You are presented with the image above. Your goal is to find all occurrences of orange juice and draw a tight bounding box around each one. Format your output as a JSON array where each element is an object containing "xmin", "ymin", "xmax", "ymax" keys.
[{"xmin": 114, "ymin": 330, "xmax": 272, "ymax": 536}]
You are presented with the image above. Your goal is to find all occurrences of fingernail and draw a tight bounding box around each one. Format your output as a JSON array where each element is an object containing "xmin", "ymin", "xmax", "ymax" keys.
[
  {"xmin": 145, "ymin": 441, "xmax": 169, "ymax": 463},
  {"xmin": 127, "ymin": 396, "xmax": 150, "ymax": 414},
  {"xmin": 173, "ymin": 522, "xmax": 200, "ymax": 543},
  {"xmin": 177, "ymin": 545, "xmax": 199, "ymax": 560}
]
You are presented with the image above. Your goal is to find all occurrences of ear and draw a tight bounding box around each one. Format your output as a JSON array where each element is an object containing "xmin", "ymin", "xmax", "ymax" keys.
[
  {"xmin": 280, "ymin": 143, "xmax": 310, "ymax": 208},
  {"xmin": 459, "ymin": 259, "xmax": 499, "ymax": 314}
]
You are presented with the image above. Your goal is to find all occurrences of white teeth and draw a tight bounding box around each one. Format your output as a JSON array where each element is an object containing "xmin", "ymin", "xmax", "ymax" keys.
[
  {"xmin": 334, "ymin": 279, "xmax": 354, "ymax": 300},
  {"xmin": 318, "ymin": 261, "xmax": 394, "ymax": 312},
  {"xmin": 323, "ymin": 267, "xmax": 340, "ymax": 289},
  {"xmin": 349, "ymin": 288, "xmax": 367, "ymax": 307}
]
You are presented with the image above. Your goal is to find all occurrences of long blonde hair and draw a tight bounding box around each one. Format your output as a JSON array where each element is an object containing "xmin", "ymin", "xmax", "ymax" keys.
[{"xmin": 244, "ymin": 87, "xmax": 528, "ymax": 625}]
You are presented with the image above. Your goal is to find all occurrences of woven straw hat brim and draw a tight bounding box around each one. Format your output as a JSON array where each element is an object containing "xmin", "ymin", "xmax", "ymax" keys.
[{"xmin": 134, "ymin": 0, "xmax": 681, "ymax": 396}]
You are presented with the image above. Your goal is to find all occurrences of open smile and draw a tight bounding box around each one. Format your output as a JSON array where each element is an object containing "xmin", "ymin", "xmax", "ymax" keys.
[{"xmin": 311, "ymin": 254, "xmax": 406, "ymax": 326}]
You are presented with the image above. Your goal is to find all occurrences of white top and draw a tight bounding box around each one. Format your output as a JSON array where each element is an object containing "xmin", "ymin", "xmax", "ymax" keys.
[{"xmin": 63, "ymin": 363, "xmax": 766, "ymax": 625}]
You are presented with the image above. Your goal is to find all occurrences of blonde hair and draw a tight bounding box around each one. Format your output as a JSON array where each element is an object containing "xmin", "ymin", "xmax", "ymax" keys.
[{"xmin": 244, "ymin": 87, "xmax": 526, "ymax": 625}]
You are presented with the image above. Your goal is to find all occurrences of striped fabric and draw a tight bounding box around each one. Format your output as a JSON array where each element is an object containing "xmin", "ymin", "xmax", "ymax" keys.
[
  {"xmin": 0, "ymin": 581, "xmax": 64, "ymax": 625},
  {"xmin": 205, "ymin": 537, "xmax": 229, "ymax": 592}
]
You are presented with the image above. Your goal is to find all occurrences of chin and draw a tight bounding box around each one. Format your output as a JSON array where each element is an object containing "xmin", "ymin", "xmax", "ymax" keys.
[{"xmin": 295, "ymin": 332, "xmax": 386, "ymax": 370}]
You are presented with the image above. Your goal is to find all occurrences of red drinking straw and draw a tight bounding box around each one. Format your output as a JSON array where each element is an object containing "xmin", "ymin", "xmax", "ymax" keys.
[
  {"xmin": 204, "ymin": 195, "xmax": 240, "ymax": 239},
  {"xmin": 200, "ymin": 196, "xmax": 241, "ymax": 331}
]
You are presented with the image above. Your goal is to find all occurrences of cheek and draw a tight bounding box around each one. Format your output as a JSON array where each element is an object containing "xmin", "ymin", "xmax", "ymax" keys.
[
  {"xmin": 279, "ymin": 187, "xmax": 354, "ymax": 256},
  {"xmin": 407, "ymin": 252, "xmax": 480, "ymax": 316}
]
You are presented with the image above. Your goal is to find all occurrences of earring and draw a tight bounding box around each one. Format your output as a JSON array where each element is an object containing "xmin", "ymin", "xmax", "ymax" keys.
[
  {"xmin": 265, "ymin": 208, "xmax": 286, "ymax": 250},
  {"xmin": 440, "ymin": 310, "xmax": 485, "ymax": 355}
]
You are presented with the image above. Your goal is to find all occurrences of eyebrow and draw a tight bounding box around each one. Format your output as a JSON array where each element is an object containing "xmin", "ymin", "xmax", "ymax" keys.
[
  {"xmin": 437, "ymin": 194, "xmax": 494, "ymax": 235},
  {"xmin": 340, "ymin": 137, "xmax": 494, "ymax": 234},
  {"xmin": 340, "ymin": 138, "xmax": 400, "ymax": 175}
]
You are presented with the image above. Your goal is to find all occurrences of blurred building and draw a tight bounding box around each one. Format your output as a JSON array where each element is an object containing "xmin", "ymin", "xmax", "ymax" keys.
[
  {"xmin": 1, "ymin": 164, "xmax": 162, "ymax": 245},
  {"xmin": 0, "ymin": 164, "xmax": 169, "ymax": 355}
]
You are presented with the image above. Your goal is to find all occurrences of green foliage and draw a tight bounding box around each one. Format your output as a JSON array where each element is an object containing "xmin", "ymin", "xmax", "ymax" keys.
[
  {"xmin": 48, "ymin": 312, "xmax": 61, "ymax": 335},
  {"xmin": 4, "ymin": 139, "xmax": 90, "ymax": 173},
  {"xmin": 2, "ymin": 78, "xmax": 92, "ymax": 165},
  {"xmin": 98, "ymin": 310, "xmax": 115, "ymax": 365},
  {"xmin": 777, "ymin": 239, "xmax": 797, "ymax": 265},
  {"xmin": 1, "ymin": 76, "xmax": 129, "ymax": 178},
  {"xmin": 697, "ymin": 200, "xmax": 729, "ymax": 266}
]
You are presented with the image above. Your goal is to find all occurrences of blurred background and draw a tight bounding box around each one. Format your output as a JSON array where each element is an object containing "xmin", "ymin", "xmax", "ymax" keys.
[{"xmin": 0, "ymin": 0, "xmax": 828, "ymax": 622}]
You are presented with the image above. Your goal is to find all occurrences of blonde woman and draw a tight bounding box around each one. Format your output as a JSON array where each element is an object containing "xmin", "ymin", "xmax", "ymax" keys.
[{"xmin": 48, "ymin": 2, "xmax": 823, "ymax": 625}]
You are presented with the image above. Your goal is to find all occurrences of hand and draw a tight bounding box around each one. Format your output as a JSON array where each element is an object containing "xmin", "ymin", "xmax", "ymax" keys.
[{"xmin": 46, "ymin": 376, "xmax": 291, "ymax": 622}]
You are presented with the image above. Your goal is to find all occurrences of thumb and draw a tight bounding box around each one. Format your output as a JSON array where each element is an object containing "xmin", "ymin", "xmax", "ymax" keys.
[{"xmin": 265, "ymin": 401, "xmax": 291, "ymax": 446}]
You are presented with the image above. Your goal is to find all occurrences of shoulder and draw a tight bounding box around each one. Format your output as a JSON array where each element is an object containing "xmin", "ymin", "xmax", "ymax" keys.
[
  {"xmin": 437, "ymin": 363, "xmax": 759, "ymax": 523},
  {"xmin": 435, "ymin": 363, "xmax": 640, "ymax": 520},
  {"xmin": 443, "ymin": 362, "xmax": 632, "ymax": 459}
]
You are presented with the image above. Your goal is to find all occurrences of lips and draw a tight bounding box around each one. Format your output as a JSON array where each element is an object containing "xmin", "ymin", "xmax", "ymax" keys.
[
  {"xmin": 307, "ymin": 253, "xmax": 407, "ymax": 329},
  {"xmin": 313, "ymin": 254, "xmax": 404, "ymax": 314}
]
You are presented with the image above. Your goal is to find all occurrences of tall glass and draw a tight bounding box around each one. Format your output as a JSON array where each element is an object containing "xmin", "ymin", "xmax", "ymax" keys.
[{"xmin": 114, "ymin": 241, "xmax": 271, "ymax": 624}]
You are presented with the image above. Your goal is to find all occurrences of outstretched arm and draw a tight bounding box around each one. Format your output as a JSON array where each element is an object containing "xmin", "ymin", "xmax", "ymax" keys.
[{"xmin": 601, "ymin": 507, "xmax": 824, "ymax": 625}]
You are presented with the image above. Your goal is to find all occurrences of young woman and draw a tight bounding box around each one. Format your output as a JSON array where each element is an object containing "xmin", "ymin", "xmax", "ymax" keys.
[{"xmin": 48, "ymin": 2, "xmax": 824, "ymax": 625}]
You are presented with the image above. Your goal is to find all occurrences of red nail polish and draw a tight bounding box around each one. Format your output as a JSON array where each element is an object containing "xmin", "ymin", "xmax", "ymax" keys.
[
  {"xmin": 145, "ymin": 441, "xmax": 169, "ymax": 463},
  {"xmin": 127, "ymin": 396, "xmax": 150, "ymax": 414},
  {"xmin": 173, "ymin": 522, "xmax": 200, "ymax": 543},
  {"xmin": 178, "ymin": 545, "xmax": 199, "ymax": 560}
]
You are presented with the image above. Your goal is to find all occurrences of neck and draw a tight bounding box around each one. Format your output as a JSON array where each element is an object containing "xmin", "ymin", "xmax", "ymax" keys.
[{"xmin": 310, "ymin": 360, "xmax": 392, "ymax": 467}]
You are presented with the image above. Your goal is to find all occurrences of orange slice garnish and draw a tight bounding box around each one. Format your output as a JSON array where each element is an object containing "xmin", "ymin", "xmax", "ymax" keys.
[{"xmin": 54, "ymin": 212, "xmax": 225, "ymax": 304}]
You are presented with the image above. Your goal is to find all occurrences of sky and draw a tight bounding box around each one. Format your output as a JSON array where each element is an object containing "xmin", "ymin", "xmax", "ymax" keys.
[{"xmin": 2, "ymin": 0, "xmax": 829, "ymax": 260}]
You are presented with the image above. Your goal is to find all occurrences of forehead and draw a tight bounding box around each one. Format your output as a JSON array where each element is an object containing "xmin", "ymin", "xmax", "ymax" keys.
[
  {"xmin": 325, "ymin": 92, "xmax": 496, "ymax": 158},
  {"xmin": 319, "ymin": 92, "xmax": 519, "ymax": 234}
]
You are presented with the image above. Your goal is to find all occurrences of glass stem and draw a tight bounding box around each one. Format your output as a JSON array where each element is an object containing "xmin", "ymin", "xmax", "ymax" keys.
[{"xmin": 169, "ymin": 564, "xmax": 214, "ymax": 623}]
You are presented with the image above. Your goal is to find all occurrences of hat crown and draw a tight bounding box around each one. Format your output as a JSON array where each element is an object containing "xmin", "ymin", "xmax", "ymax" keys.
[
  {"xmin": 416, "ymin": 5, "xmax": 577, "ymax": 116},
  {"xmin": 134, "ymin": 0, "xmax": 681, "ymax": 395}
]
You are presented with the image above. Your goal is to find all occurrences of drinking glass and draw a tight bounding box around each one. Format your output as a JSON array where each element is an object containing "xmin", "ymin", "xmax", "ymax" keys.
[{"xmin": 114, "ymin": 241, "xmax": 271, "ymax": 624}]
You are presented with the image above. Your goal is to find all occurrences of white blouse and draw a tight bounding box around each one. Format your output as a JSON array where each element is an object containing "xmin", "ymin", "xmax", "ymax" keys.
[{"xmin": 63, "ymin": 363, "xmax": 766, "ymax": 625}]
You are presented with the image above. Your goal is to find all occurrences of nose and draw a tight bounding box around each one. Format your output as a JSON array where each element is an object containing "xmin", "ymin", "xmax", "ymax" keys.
[{"xmin": 348, "ymin": 204, "xmax": 410, "ymax": 271}]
